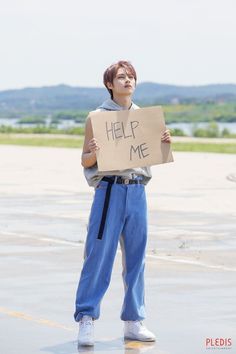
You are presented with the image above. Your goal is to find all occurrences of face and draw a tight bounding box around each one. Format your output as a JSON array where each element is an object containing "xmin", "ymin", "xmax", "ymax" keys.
[{"xmin": 107, "ymin": 67, "xmax": 136, "ymax": 97}]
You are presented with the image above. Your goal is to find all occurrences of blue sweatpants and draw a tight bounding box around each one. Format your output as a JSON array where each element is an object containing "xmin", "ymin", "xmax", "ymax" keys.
[{"xmin": 74, "ymin": 179, "xmax": 147, "ymax": 321}]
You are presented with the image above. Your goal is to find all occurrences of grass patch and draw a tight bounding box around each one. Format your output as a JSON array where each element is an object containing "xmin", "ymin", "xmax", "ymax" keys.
[
  {"xmin": 172, "ymin": 142, "xmax": 236, "ymax": 154},
  {"xmin": 0, "ymin": 135, "xmax": 84, "ymax": 148},
  {"xmin": 0, "ymin": 134, "xmax": 235, "ymax": 154}
]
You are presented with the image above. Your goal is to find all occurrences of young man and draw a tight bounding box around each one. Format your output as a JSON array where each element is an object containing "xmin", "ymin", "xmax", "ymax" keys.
[{"xmin": 74, "ymin": 60, "xmax": 171, "ymax": 346}]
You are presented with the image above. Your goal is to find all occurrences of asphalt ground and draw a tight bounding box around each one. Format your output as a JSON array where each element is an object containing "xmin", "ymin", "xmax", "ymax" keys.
[
  {"xmin": 0, "ymin": 145, "xmax": 235, "ymax": 354},
  {"xmin": 1, "ymin": 231, "xmax": 235, "ymax": 354}
]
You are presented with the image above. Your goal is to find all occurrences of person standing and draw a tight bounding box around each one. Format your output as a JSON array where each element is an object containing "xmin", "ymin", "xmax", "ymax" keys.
[{"xmin": 74, "ymin": 60, "xmax": 171, "ymax": 346}]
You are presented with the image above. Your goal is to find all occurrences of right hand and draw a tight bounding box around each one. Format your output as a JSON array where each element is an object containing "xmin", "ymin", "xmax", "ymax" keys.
[{"xmin": 88, "ymin": 138, "xmax": 100, "ymax": 153}]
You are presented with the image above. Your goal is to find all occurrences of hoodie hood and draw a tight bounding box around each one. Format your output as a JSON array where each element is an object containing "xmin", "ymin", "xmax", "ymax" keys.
[{"xmin": 96, "ymin": 98, "xmax": 139, "ymax": 111}]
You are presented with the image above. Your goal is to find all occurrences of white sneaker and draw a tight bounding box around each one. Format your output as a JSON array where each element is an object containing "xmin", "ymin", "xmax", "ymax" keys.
[
  {"xmin": 124, "ymin": 321, "xmax": 156, "ymax": 342},
  {"xmin": 78, "ymin": 315, "xmax": 94, "ymax": 346}
]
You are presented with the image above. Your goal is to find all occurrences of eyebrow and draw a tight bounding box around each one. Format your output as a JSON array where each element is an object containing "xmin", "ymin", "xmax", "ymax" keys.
[{"xmin": 117, "ymin": 73, "xmax": 133, "ymax": 76}]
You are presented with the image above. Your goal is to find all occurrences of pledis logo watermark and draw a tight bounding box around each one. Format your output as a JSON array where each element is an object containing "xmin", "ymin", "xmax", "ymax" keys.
[{"xmin": 206, "ymin": 338, "xmax": 232, "ymax": 350}]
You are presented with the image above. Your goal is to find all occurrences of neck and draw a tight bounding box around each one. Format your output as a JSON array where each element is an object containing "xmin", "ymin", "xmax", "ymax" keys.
[{"xmin": 112, "ymin": 95, "xmax": 132, "ymax": 110}]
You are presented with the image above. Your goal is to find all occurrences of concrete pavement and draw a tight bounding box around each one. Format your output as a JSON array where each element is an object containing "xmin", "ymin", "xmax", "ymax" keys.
[{"xmin": 0, "ymin": 145, "xmax": 235, "ymax": 353}]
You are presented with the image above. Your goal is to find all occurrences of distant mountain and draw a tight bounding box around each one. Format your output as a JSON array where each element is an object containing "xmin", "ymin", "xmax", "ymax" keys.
[
  {"xmin": 134, "ymin": 83, "xmax": 236, "ymax": 104},
  {"xmin": 0, "ymin": 82, "xmax": 236, "ymax": 117}
]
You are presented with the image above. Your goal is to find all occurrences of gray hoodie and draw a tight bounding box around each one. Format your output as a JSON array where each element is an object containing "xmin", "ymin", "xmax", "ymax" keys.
[
  {"xmin": 96, "ymin": 98, "xmax": 140, "ymax": 111},
  {"xmin": 84, "ymin": 99, "xmax": 152, "ymax": 188}
]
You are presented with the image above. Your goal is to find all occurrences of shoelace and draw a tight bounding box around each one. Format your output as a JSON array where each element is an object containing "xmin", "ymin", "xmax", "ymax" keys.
[
  {"xmin": 80, "ymin": 320, "xmax": 93, "ymax": 326},
  {"xmin": 134, "ymin": 320, "xmax": 143, "ymax": 326},
  {"xmin": 80, "ymin": 319, "xmax": 93, "ymax": 336}
]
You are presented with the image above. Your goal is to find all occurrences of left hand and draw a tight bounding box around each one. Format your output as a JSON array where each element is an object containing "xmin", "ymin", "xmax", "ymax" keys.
[{"xmin": 161, "ymin": 129, "xmax": 171, "ymax": 143}]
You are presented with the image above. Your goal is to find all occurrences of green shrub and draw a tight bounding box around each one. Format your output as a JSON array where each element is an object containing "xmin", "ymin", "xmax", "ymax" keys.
[
  {"xmin": 192, "ymin": 122, "xmax": 220, "ymax": 138},
  {"xmin": 18, "ymin": 116, "xmax": 46, "ymax": 124},
  {"xmin": 221, "ymin": 128, "xmax": 230, "ymax": 137},
  {"xmin": 169, "ymin": 128, "xmax": 186, "ymax": 136}
]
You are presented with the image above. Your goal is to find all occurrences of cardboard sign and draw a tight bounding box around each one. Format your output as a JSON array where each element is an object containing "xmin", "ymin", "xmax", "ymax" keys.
[{"xmin": 90, "ymin": 106, "xmax": 174, "ymax": 171}]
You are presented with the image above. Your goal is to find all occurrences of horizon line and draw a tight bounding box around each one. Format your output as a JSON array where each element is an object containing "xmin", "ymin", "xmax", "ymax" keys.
[{"xmin": 1, "ymin": 81, "xmax": 236, "ymax": 92}]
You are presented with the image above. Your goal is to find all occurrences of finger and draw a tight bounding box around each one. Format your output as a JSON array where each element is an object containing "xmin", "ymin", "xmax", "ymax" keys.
[
  {"xmin": 90, "ymin": 144, "xmax": 100, "ymax": 150},
  {"xmin": 162, "ymin": 137, "xmax": 171, "ymax": 143},
  {"xmin": 89, "ymin": 141, "xmax": 99, "ymax": 147},
  {"xmin": 90, "ymin": 138, "xmax": 98, "ymax": 144}
]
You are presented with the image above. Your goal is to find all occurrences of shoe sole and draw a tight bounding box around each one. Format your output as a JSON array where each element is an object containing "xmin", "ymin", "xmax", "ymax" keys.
[
  {"xmin": 124, "ymin": 335, "xmax": 156, "ymax": 342},
  {"xmin": 78, "ymin": 341, "xmax": 94, "ymax": 347}
]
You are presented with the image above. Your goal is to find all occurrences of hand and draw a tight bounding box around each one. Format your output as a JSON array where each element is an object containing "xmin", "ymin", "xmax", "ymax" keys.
[
  {"xmin": 88, "ymin": 138, "xmax": 100, "ymax": 153},
  {"xmin": 161, "ymin": 129, "xmax": 171, "ymax": 143}
]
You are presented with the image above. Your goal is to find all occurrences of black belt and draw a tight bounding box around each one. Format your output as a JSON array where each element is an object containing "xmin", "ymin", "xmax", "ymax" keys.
[
  {"xmin": 102, "ymin": 176, "xmax": 144, "ymax": 185},
  {"xmin": 97, "ymin": 176, "xmax": 144, "ymax": 240}
]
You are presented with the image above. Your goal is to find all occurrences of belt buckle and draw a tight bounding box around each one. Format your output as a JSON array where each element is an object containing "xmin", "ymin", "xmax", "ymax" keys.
[{"xmin": 124, "ymin": 178, "xmax": 129, "ymax": 185}]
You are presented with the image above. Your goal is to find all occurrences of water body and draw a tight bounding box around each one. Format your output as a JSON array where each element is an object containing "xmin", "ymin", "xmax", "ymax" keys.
[
  {"xmin": 0, "ymin": 118, "xmax": 82, "ymax": 130},
  {"xmin": 1, "ymin": 118, "xmax": 236, "ymax": 136},
  {"xmin": 167, "ymin": 122, "xmax": 236, "ymax": 135}
]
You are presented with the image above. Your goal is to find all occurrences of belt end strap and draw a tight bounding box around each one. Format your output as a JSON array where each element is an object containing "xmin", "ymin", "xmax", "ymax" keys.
[{"xmin": 97, "ymin": 181, "xmax": 113, "ymax": 240}]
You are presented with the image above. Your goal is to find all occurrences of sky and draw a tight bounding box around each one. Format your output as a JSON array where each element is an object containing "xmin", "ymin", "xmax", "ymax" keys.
[{"xmin": 0, "ymin": 0, "xmax": 236, "ymax": 91}]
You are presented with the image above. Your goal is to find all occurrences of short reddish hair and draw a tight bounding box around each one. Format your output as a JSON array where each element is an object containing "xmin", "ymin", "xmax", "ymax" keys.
[{"xmin": 103, "ymin": 60, "xmax": 137, "ymax": 99}]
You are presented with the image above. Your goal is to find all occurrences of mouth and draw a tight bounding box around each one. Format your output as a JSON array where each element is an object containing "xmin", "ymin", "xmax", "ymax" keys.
[{"xmin": 125, "ymin": 85, "xmax": 132, "ymax": 88}]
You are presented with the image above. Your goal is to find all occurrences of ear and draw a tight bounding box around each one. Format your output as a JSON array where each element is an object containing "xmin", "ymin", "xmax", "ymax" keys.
[{"xmin": 106, "ymin": 81, "xmax": 113, "ymax": 90}]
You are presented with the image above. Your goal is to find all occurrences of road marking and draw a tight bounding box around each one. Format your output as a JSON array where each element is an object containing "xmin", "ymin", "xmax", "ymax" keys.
[
  {"xmin": 2, "ymin": 231, "xmax": 79, "ymax": 246},
  {"xmin": 0, "ymin": 307, "xmax": 160, "ymax": 353},
  {"xmin": 0, "ymin": 307, "xmax": 74, "ymax": 331},
  {"xmin": 147, "ymin": 254, "xmax": 236, "ymax": 272},
  {"xmin": 2, "ymin": 231, "xmax": 236, "ymax": 272},
  {"xmin": 125, "ymin": 340, "xmax": 155, "ymax": 349}
]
